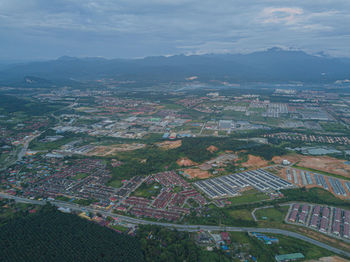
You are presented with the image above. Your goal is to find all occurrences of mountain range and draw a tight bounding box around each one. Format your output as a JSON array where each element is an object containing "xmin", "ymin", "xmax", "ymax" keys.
[{"xmin": 1, "ymin": 48, "xmax": 349, "ymax": 86}]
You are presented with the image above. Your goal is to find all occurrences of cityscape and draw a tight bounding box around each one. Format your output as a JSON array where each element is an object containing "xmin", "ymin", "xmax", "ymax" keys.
[{"xmin": 1, "ymin": 0, "xmax": 350, "ymax": 261}]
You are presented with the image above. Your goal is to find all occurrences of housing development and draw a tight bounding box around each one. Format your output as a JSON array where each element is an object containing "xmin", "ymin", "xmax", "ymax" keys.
[
  {"xmin": 1, "ymin": 82, "xmax": 350, "ymax": 261},
  {"xmin": 287, "ymin": 204, "xmax": 350, "ymax": 241}
]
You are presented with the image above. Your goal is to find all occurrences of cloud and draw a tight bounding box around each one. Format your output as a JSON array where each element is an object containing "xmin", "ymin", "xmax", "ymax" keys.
[
  {"xmin": 261, "ymin": 7, "xmax": 304, "ymax": 25},
  {"xmin": 0, "ymin": 0, "xmax": 349, "ymax": 59}
]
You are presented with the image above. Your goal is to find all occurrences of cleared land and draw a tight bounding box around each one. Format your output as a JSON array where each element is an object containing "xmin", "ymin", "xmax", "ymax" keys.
[
  {"xmin": 273, "ymin": 154, "xmax": 350, "ymax": 178},
  {"xmin": 177, "ymin": 157, "xmax": 197, "ymax": 167},
  {"xmin": 156, "ymin": 140, "xmax": 182, "ymax": 150},
  {"xmin": 241, "ymin": 154, "xmax": 269, "ymax": 169},
  {"xmin": 183, "ymin": 168, "xmax": 211, "ymax": 179},
  {"xmin": 206, "ymin": 145, "xmax": 218, "ymax": 153},
  {"xmin": 87, "ymin": 143, "xmax": 145, "ymax": 156},
  {"xmin": 308, "ymin": 256, "xmax": 349, "ymax": 262}
]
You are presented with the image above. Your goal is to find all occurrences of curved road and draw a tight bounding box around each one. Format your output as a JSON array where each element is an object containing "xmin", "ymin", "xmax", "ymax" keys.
[{"xmin": 1, "ymin": 193, "xmax": 350, "ymax": 258}]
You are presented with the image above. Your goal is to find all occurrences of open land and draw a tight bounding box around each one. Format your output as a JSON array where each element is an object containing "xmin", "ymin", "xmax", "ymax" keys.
[
  {"xmin": 241, "ymin": 154, "xmax": 269, "ymax": 169},
  {"xmin": 86, "ymin": 143, "xmax": 146, "ymax": 156},
  {"xmin": 273, "ymin": 154, "xmax": 350, "ymax": 178},
  {"xmin": 183, "ymin": 168, "xmax": 212, "ymax": 179}
]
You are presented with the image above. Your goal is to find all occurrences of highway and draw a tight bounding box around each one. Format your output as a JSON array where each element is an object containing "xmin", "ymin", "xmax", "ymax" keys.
[
  {"xmin": 0, "ymin": 132, "xmax": 43, "ymax": 172},
  {"xmin": 1, "ymin": 193, "xmax": 350, "ymax": 258}
]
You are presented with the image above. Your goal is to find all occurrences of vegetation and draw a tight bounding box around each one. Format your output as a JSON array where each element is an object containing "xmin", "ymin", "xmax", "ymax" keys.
[
  {"xmin": 228, "ymin": 209, "xmax": 254, "ymax": 221},
  {"xmin": 72, "ymin": 173, "xmax": 89, "ymax": 180},
  {"xmin": 185, "ymin": 204, "xmax": 258, "ymax": 227},
  {"xmin": 229, "ymin": 232, "xmax": 332, "ymax": 261},
  {"xmin": 0, "ymin": 95, "xmax": 62, "ymax": 116},
  {"xmin": 226, "ymin": 189, "xmax": 269, "ymax": 206},
  {"xmin": 137, "ymin": 225, "xmax": 230, "ymax": 262},
  {"xmin": 255, "ymin": 205, "xmax": 289, "ymax": 222},
  {"xmin": 220, "ymin": 187, "xmax": 350, "ymax": 212},
  {"xmin": 29, "ymin": 131, "xmax": 84, "ymax": 151},
  {"xmin": 131, "ymin": 182, "xmax": 161, "ymax": 199},
  {"xmin": 109, "ymin": 137, "xmax": 287, "ymax": 185},
  {"xmin": 320, "ymin": 122, "xmax": 349, "ymax": 134},
  {"xmin": 0, "ymin": 205, "xmax": 144, "ymax": 262},
  {"xmin": 281, "ymin": 187, "xmax": 350, "ymax": 208}
]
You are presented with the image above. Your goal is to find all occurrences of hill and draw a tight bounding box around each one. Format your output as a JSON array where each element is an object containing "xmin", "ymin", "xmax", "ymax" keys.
[{"xmin": 1, "ymin": 48, "xmax": 350, "ymax": 85}]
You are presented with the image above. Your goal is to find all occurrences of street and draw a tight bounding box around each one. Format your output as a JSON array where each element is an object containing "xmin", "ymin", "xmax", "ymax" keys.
[{"xmin": 1, "ymin": 193, "xmax": 350, "ymax": 258}]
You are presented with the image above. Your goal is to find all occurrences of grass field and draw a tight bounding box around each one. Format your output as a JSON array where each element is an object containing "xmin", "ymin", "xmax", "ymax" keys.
[
  {"xmin": 111, "ymin": 224, "xmax": 129, "ymax": 233},
  {"xmin": 227, "ymin": 189, "xmax": 270, "ymax": 206},
  {"xmin": 108, "ymin": 179, "xmax": 122, "ymax": 188},
  {"xmin": 131, "ymin": 182, "xmax": 161, "ymax": 199},
  {"xmin": 275, "ymin": 234, "xmax": 333, "ymax": 259},
  {"xmin": 255, "ymin": 206, "xmax": 289, "ymax": 222},
  {"xmin": 72, "ymin": 173, "xmax": 89, "ymax": 180},
  {"xmin": 228, "ymin": 231, "xmax": 333, "ymax": 261},
  {"xmin": 29, "ymin": 136, "xmax": 75, "ymax": 151},
  {"xmin": 228, "ymin": 209, "xmax": 254, "ymax": 221}
]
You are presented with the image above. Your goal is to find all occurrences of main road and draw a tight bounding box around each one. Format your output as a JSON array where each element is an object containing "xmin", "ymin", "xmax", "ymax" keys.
[{"xmin": 1, "ymin": 193, "xmax": 350, "ymax": 258}]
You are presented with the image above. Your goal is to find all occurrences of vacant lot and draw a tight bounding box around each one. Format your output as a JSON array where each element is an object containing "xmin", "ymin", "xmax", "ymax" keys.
[
  {"xmin": 131, "ymin": 182, "xmax": 161, "ymax": 199},
  {"xmin": 308, "ymin": 256, "xmax": 349, "ymax": 262},
  {"xmin": 273, "ymin": 154, "xmax": 350, "ymax": 178},
  {"xmin": 87, "ymin": 143, "xmax": 146, "ymax": 156},
  {"xmin": 240, "ymin": 154, "xmax": 269, "ymax": 169},
  {"xmin": 228, "ymin": 209, "xmax": 254, "ymax": 221},
  {"xmin": 177, "ymin": 157, "xmax": 197, "ymax": 167},
  {"xmin": 183, "ymin": 168, "xmax": 211, "ymax": 179},
  {"xmin": 255, "ymin": 206, "xmax": 289, "ymax": 222},
  {"xmin": 156, "ymin": 140, "xmax": 182, "ymax": 150},
  {"xmin": 206, "ymin": 145, "xmax": 218, "ymax": 153},
  {"xmin": 227, "ymin": 189, "xmax": 269, "ymax": 206}
]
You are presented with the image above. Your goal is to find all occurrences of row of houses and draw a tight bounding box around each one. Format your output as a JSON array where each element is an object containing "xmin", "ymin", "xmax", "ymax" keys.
[{"xmin": 287, "ymin": 204, "xmax": 350, "ymax": 240}]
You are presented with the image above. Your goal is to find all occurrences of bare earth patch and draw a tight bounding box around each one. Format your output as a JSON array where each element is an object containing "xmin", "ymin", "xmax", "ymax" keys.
[
  {"xmin": 241, "ymin": 155, "xmax": 269, "ymax": 169},
  {"xmin": 177, "ymin": 158, "xmax": 197, "ymax": 167},
  {"xmin": 207, "ymin": 145, "xmax": 218, "ymax": 153},
  {"xmin": 307, "ymin": 256, "xmax": 349, "ymax": 262},
  {"xmin": 87, "ymin": 143, "xmax": 145, "ymax": 156},
  {"xmin": 156, "ymin": 140, "xmax": 182, "ymax": 150},
  {"xmin": 183, "ymin": 168, "xmax": 211, "ymax": 179},
  {"xmin": 273, "ymin": 154, "xmax": 350, "ymax": 178}
]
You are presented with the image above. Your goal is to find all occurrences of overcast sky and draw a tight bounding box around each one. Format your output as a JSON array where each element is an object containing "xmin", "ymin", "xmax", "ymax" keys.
[{"xmin": 1, "ymin": 0, "xmax": 350, "ymax": 60}]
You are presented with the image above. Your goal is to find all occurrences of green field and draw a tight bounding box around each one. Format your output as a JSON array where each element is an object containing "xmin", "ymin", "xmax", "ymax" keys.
[
  {"xmin": 227, "ymin": 189, "xmax": 270, "ymax": 206},
  {"xmin": 228, "ymin": 209, "xmax": 254, "ymax": 221},
  {"xmin": 320, "ymin": 122, "xmax": 349, "ymax": 133},
  {"xmin": 281, "ymin": 187, "xmax": 350, "ymax": 208},
  {"xmin": 72, "ymin": 173, "xmax": 89, "ymax": 180},
  {"xmin": 229, "ymin": 232, "xmax": 333, "ymax": 261},
  {"xmin": 255, "ymin": 205, "xmax": 289, "ymax": 222},
  {"xmin": 111, "ymin": 224, "xmax": 129, "ymax": 233},
  {"xmin": 108, "ymin": 179, "xmax": 123, "ymax": 188},
  {"xmin": 131, "ymin": 182, "xmax": 161, "ymax": 199}
]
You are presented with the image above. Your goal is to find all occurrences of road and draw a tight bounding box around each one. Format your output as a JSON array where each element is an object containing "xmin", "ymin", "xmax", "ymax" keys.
[
  {"xmin": 0, "ymin": 132, "xmax": 43, "ymax": 172},
  {"xmin": 1, "ymin": 193, "xmax": 350, "ymax": 258}
]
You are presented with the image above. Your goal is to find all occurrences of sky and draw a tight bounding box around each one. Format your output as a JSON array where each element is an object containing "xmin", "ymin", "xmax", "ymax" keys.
[{"xmin": 1, "ymin": 0, "xmax": 350, "ymax": 60}]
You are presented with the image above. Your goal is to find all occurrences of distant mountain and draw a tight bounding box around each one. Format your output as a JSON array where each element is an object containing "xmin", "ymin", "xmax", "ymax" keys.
[{"xmin": 1, "ymin": 48, "xmax": 350, "ymax": 85}]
